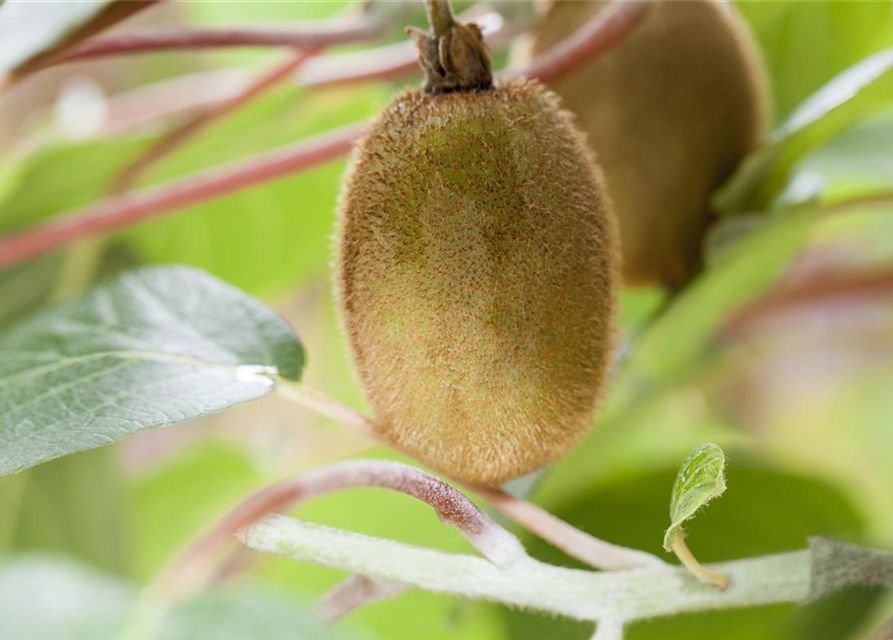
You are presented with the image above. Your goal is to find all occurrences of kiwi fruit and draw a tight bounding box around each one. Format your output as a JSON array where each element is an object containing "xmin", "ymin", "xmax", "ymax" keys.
[
  {"xmin": 335, "ymin": 16, "xmax": 619, "ymax": 485},
  {"xmin": 524, "ymin": 0, "xmax": 768, "ymax": 287}
]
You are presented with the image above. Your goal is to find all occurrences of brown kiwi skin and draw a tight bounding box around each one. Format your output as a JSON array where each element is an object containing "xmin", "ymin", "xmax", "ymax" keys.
[
  {"xmin": 526, "ymin": 0, "xmax": 769, "ymax": 288},
  {"xmin": 336, "ymin": 79, "xmax": 619, "ymax": 486}
]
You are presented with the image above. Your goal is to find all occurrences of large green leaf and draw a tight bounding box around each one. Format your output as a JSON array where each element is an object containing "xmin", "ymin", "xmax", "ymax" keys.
[
  {"xmin": 0, "ymin": 265, "xmax": 303, "ymax": 476},
  {"xmin": 736, "ymin": 1, "xmax": 893, "ymax": 121},
  {"xmin": 715, "ymin": 47, "xmax": 893, "ymax": 214}
]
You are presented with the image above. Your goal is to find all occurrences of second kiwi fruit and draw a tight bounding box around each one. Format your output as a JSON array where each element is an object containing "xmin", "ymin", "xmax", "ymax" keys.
[{"xmin": 523, "ymin": 0, "xmax": 769, "ymax": 287}]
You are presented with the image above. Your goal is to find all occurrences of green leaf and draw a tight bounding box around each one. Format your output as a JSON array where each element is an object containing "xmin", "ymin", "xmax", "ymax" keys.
[
  {"xmin": 715, "ymin": 47, "xmax": 893, "ymax": 214},
  {"xmin": 735, "ymin": 1, "xmax": 893, "ymax": 121},
  {"xmin": 0, "ymin": 265, "xmax": 303, "ymax": 476},
  {"xmin": 663, "ymin": 444, "xmax": 727, "ymax": 552}
]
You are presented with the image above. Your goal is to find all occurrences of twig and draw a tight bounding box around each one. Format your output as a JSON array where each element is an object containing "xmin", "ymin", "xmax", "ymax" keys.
[
  {"xmin": 0, "ymin": 123, "xmax": 363, "ymax": 269},
  {"xmin": 667, "ymin": 529, "xmax": 730, "ymax": 590},
  {"xmin": 275, "ymin": 382, "xmax": 666, "ymax": 571},
  {"xmin": 315, "ymin": 574, "xmax": 408, "ymax": 622},
  {"xmin": 57, "ymin": 14, "xmax": 388, "ymax": 63},
  {"xmin": 515, "ymin": 0, "xmax": 654, "ymax": 84},
  {"xmin": 156, "ymin": 459, "xmax": 526, "ymax": 599},
  {"xmin": 4, "ymin": 1, "xmax": 159, "ymax": 86},
  {"xmin": 244, "ymin": 514, "xmax": 814, "ymax": 624},
  {"xmin": 469, "ymin": 485, "xmax": 667, "ymax": 570},
  {"xmin": 111, "ymin": 49, "xmax": 317, "ymax": 193}
]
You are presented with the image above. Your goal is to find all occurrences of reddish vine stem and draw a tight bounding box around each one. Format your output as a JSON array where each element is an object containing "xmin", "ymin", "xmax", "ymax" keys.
[
  {"xmin": 0, "ymin": 123, "xmax": 363, "ymax": 269},
  {"xmin": 0, "ymin": 0, "xmax": 645, "ymax": 269},
  {"xmin": 111, "ymin": 48, "xmax": 317, "ymax": 194},
  {"xmin": 315, "ymin": 574, "xmax": 408, "ymax": 622},
  {"xmin": 4, "ymin": 0, "xmax": 159, "ymax": 85},
  {"xmin": 514, "ymin": 0, "xmax": 654, "ymax": 84},
  {"xmin": 155, "ymin": 459, "xmax": 524, "ymax": 598},
  {"xmin": 58, "ymin": 15, "xmax": 388, "ymax": 63},
  {"xmin": 276, "ymin": 383, "xmax": 666, "ymax": 572}
]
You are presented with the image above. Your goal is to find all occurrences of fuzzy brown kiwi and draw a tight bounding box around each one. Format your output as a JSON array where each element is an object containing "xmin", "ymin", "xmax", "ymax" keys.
[
  {"xmin": 335, "ymin": 14, "xmax": 619, "ymax": 485},
  {"xmin": 525, "ymin": 0, "xmax": 768, "ymax": 287}
]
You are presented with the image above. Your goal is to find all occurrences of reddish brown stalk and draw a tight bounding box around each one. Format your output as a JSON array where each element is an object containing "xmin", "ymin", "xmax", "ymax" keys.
[
  {"xmin": 315, "ymin": 574, "xmax": 408, "ymax": 622},
  {"xmin": 515, "ymin": 0, "xmax": 654, "ymax": 84},
  {"xmin": 6, "ymin": 0, "xmax": 159, "ymax": 84},
  {"xmin": 0, "ymin": 123, "xmax": 363, "ymax": 269},
  {"xmin": 111, "ymin": 49, "xmax": 317, "ymax": 194},
  {"xmin": 721, "ymin": 265, "xmax": 893, "ymax": 340},
  {"xmin": 156, "ymin": 459, "xmax": 523, "ymax": 598},
  {"xmin": 276, "ymin": 383, "xmax": 666, "ymax": 572},
  {"xmin": 58, "ymin": 14, "xmax": 387, "ymax": 63},
  {"xmin": 469, "ymin": 485, "xmax": 667, "ymax": 570}
]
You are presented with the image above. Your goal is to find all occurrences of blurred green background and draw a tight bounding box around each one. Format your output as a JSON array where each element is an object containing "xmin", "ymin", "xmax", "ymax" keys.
[{"xmin": 1, "ymin": 1, "xmax": 893, "ymax": 638}]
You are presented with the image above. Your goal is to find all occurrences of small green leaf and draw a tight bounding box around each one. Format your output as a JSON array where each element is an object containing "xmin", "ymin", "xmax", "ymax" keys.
[
  {"xmin": 0, "ymin": 265, "xmax": 304, "ymax": 476},
  {"xmin": 715, "ymin": 47, "xmax": 893, "ymax": 214},
  {"xmin": 663, "ymin": 443, "xmax": 727, "ymax": 552}
]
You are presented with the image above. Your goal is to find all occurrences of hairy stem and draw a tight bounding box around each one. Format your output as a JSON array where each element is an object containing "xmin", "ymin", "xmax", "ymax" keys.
[
  {"xmin": 243, "ymin": 514, "xmax": 812, "ymax": 625},
  {"xmin": 275, "ymin": 382, "xmax": 665, "ymax": 571},
  {"xmin": 669, "ymin": 529, "xmax": 730, "ymax": 590},
  {"xmin": 156, "ymin": 459, "xmax": 525, "ymax": 600}
]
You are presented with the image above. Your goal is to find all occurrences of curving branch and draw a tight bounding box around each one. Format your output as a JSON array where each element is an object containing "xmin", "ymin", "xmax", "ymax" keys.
[
  {"xmin": 470, "ymin": 485, "xmax": 667, "ymax": 571},
  {"xmin": 0, "ymin": 123, "xmax": 363, "ymax": 269},
  {"xmin": 275, "ymin": 382, "xmax": 667, "ymax": 572},
  {"xmin": 57, "ymin": 14, "xmax": 389, "ymax": 63},
  {"xmin": 156, "ymin": 459, "xmax": 527, "ymax": 599},
  {"xmin": 516, "ymin": 0, "xmax": 654, "ymax": 84},
  {"xmin": 315, "ymin": 574, "xmax": 408, "ymax": 622}
]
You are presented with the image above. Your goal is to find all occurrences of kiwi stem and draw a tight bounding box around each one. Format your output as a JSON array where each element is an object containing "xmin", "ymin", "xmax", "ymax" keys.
[
  {"xmin": 425, "ymin": 0, "xmax": 455, "ymax": 39},
  {"xmin": 274, "ymin": 381, "xmax": 667, "ymax": 571}
]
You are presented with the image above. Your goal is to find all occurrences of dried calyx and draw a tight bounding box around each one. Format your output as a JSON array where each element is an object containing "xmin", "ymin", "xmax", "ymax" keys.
[{"xmin": 407, "ymin": 0, "xmax": 492, "ymax": 94}]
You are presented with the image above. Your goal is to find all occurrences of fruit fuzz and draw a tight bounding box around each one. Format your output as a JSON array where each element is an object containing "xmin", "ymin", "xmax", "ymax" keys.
[
  {"xmin": 336, "ymin": 8, "xmax": 619, "ymax": 485},
  {"xmin": 525, "ymin": 0, "xmax": 768, "ymax": 287}
]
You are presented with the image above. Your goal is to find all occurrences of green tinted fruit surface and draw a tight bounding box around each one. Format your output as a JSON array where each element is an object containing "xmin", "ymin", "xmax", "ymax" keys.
[
  {"xmin": 336, "ymin": 80, "xmax": 618, "ymax": 485},
  {"xmin": 528, "ymin": 0, "xmax": 768, "ymax": 287}
]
